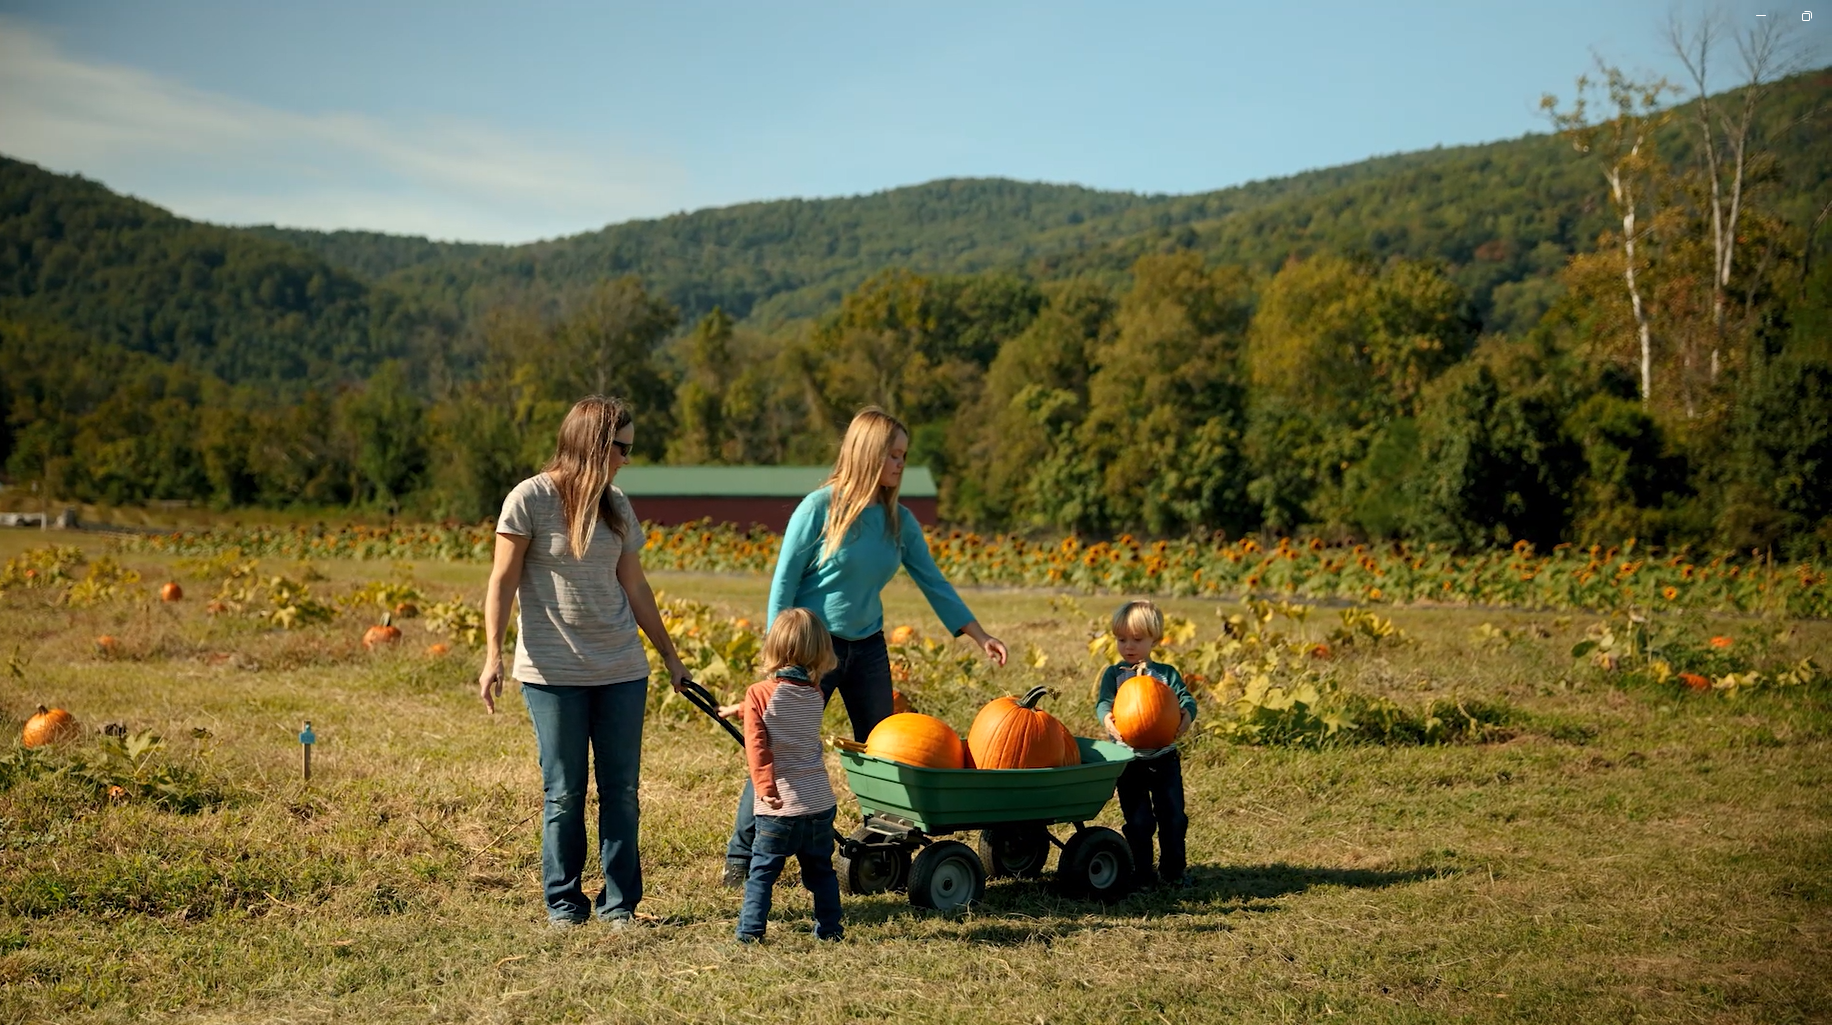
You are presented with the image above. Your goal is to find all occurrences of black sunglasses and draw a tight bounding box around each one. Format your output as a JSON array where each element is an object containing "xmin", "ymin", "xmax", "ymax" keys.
[{"xmin": 612, "ymin": 440, "xmax": 632, "ymax": 457}]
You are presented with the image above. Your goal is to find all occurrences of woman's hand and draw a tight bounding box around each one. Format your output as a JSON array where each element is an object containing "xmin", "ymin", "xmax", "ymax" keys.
[
  {"xmin": 959, "ymin": 621, "xmax": 1009, "ymax": 667},
  {"xmin": 478, "ymin": 657, "xmax": 504, "ymax": 714},
  {"xmin": 664, "ymin": 653, "xmax": 691, "ymax": 694}
]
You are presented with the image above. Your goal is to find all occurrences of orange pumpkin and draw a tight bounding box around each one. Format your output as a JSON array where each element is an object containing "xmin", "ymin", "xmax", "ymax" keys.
[
  {"xmin": 426, "ymin": 643, "xmax": 451, "ymax": 657},
  {"xmin": 891, "ymin": 689, "xmax": 917, "ymax": 715},
  {"xmin": 363, "ymin": 612, "xmax": 402, "ymax": 650},
  {"xmin": 160, "ymin": 582, "xmax": 183, "ymax": 602},
  {"xmin": 1112, "ymin": 671, "xmax": 1181, "ymax": 750},
  {"xmin": 967, "ymin": 686, "xmax": 1065, "ymax": 769},
  {"xmin": 889, "ymin": 625, "xmax": 918, "ymax": 645},
  {"xmin": 864, "ymin": 713, "xmax": 964, "ymax": 769},
  {"xmin": 392, "ymin": 601, "xmax": 420, "ymax": 620},
  {"xmin": 95, "ymin": 635, "xmax": 119, "ymax": 657},
  {"xmin": 205, "ymin": 600, "xmax": 228, "ymax": 615},
  {"xmin": 23, "ymin": 705, "xmax": 81, "ymax": 748},
  {"xmin": 1053, "ymin": 717, "xmax": 1081, "ymax": 766}
]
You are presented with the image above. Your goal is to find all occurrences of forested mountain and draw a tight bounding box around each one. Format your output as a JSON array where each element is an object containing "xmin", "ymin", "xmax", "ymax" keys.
[
  {"xmin": 242, "ymin": 227, "xmax": 495, "ymax": 283},
  {"xmin": 3, "ymin": 68, "xmax": 1828, "ymax": 554},
  {"xmin": 0, "ymin": 158, "xmax": 382, "ymax": 384}
]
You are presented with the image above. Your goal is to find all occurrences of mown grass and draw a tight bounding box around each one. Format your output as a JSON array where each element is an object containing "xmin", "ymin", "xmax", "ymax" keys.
[{"xmin": 1, "ymin": 531, "xmax": 1828, "ymax": 1024}]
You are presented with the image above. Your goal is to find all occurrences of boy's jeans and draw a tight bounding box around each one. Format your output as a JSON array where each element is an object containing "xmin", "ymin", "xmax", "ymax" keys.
[
  {"xmin": 522, "ymin": 680, "xmax": 647, "ymax": 923},
  {"xmin": 737, "ymin": 805, "xmax": 843, "ymax": 941},
  {"xmin": 1116, "ymin": 748, "xmax": 1188, "ymax": 882}
]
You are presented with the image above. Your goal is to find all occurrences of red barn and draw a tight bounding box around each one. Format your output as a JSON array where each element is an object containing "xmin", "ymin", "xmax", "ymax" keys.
[{"xmin": 614, "ymin": 466, "xmax": 939, "ymax": 532}]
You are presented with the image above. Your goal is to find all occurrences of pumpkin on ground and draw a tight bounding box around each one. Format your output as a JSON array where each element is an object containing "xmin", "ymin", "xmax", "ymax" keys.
[
  {"xmin": 889, "ymin": 625, "xmax": 918, "ymax": 645},
  {"xmin": 1112, "ymin": 671, "xmax": 1181, "ymax": 750},
  {"xmin": 23, "ymin": 706, "xmax": 81, "ymax": 748},
  {"xmin": 160, "ymin": 582, "xmax": 183, "ymax": 602},
  {"xmin": 864, "ymin": 713, "xmax": 964, "ymax": 769},
  {"xmin": 891, "ymin": 689, "xmax": 917, "ymax": 715},
  {"xmin": 363, "ymin": 612, "xmax": 402, "ymax": 650},
  {"xmin": 94, "ymin": 635, "xmax": 119, "ymax": 657},
  {"xmin": 967, "ymin": 686, "xmax": 1065, "ymax": 769},
  {"xmin": 426, "ymin": 643, "xmax": 451, "ymax": 657},
  {"xmin": 392, "ymin": 601, "xmax": 420, "ymax": 620}
]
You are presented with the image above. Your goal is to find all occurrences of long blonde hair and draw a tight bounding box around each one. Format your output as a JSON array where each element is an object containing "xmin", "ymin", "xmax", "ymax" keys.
[
  {"xmin": 543, "ymin": 396, "xmax": 632, "ymax": 559},
  {"xmin": 760, "ymin": 608, "xmax": 838, "ymax": 683},
  {"xmin": 819, "ymin": 407, "xmax": 908, "ymax": 565}
]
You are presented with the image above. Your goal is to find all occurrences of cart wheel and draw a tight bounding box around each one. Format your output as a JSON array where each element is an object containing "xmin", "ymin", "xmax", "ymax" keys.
[
  {"xmin": 1056, "ymin": 827, "xmax": 1133, "ymax": 902},
  {"xmin": 838, "ymin": 844, "xmax": 909, "ymax": 896},
  {"xmin": 978, "ymin": 825, "xmax": 1052, "ymax": 879},
  {"xmin": 908, "ymin": 840, "xmax": 985, "ymax": 912}
]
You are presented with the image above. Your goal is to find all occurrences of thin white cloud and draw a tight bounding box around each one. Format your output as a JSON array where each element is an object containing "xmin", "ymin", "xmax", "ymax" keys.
[{"xmin": 0, "ymin": 18, "xmax": 683, "ymax": 242}]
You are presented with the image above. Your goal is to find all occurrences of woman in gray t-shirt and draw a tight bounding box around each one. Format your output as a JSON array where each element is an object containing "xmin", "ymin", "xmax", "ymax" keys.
[{"xmin": 479, "ymin": 395, "xmax": 690, "ymax": 928}]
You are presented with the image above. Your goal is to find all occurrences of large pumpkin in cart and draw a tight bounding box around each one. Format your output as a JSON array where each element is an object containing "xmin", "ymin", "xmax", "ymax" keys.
[
  {"xmin": 967, "ymin": 686, "xmax": 1065, "ymax": 769},
  {"xmin": 1112, "ymin": 670, "xmax": 1180, "ymax": 750},
  {"xmin": 864, "ymin": 713, "xmax": 965, "ymax": 769}
]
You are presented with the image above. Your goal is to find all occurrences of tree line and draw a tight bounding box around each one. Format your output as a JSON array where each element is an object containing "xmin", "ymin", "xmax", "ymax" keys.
[{"xmin": 1, "ymin": 40, "xmax": 1827, "ymax": 554}]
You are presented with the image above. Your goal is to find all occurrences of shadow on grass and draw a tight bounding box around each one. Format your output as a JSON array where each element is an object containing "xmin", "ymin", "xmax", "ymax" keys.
[
  {"xmin": 830, "ymin": 861, "xmax": 1452, "ymax": 943},
  {"xmin": 1176, "ymin": 861, "xmax": 1455, "ymax": 904}
]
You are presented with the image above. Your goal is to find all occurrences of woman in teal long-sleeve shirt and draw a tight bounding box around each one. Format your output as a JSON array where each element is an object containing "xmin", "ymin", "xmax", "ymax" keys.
[{"xmin": 720, "ymin": 407, "xmax": 1008, "ymax": 886}]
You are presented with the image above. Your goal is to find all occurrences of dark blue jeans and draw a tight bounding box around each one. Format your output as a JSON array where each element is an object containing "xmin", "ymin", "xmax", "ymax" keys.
[
  {"xmin": 1116, "ymin": 749, "xmax": 1188, "ymax": 882},
  {"xmin": 522, "ymin": 679, "xmax": 647, "ymax": 923},
  {"xmin": 725, "ymin": 632, "xmax": 892, "ymax": 867},
  {"xmin": 737, "ymin": 805, "xmax": 842, "ymax": 941}
]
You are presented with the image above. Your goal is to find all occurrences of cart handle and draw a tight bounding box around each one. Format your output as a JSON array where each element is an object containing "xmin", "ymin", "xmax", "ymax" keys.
[
  {"xmin": 678, "ymin": 678, "xmax": 745, "ymax": 748},
  {"xmin": 828, "ymin": 737, "xmax": 867, "ymax": 753}
]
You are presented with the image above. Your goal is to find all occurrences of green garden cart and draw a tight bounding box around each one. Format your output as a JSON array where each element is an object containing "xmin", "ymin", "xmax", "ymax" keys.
[
  {"xmin": 831, "ymin": 736, "xmax": 1137, "ymax": 912},
  {"xmin": 680, "ymin": 678, "xmax": 1136, "ymax": 913}
]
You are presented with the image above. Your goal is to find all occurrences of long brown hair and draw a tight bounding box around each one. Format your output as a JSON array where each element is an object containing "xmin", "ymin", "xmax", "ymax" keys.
[
  {"xmin": 543, "ymin": 396, "xmax": 633, "ymax": 559},
  {"xmin": 819, "ymin": 407, "xmax": 908, "ymax": 565}
]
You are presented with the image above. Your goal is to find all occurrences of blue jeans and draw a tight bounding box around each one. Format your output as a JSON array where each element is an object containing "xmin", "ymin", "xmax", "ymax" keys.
[
  {"xmin": 1116, "ymin": 749, "xmax": 1188, "ymax": 882},
  {"xmin": 522, "ymin": 679, "xmax": 647, "ymax": 923},
  {"xmin": 737, "ymin": 805, "xmax": 843, "ymax": 941},
  {"xmin": 726, "ymin": 632, "xmax": 892, "ymax": 867}
]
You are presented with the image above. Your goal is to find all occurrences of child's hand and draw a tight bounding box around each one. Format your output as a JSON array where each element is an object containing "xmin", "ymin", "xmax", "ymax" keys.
[
  {"xmin": 762, "ymin": 791, "xmax": 783, "ymax": 810},
  {"xmin": 717, "ymin": 702, "xmax": 742, "ymax": 720},
  {"xmin": 1102, "ymin": 713, "xmax": 1121, "ymax": 743},
  {"xmin": 1176, "ymin": 709, "xmax": 1193, "ymax": 738}
]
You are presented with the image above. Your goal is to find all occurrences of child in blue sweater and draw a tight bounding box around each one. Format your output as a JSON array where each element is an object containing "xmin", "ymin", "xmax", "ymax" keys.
[{"xmin": 1094, "ymin": 599, "xmax": 1198, "ymax": 889}]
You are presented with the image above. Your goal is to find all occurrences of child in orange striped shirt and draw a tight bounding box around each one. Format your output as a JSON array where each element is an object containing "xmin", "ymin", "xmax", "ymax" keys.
[{"xmin": 736, "ymin": 608, "xmax": 843, "ymax": 942}]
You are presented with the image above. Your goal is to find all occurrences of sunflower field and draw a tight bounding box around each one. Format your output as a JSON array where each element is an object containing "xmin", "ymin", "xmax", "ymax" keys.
[{"xmin": 106, "ymin": 521, "xmax": 1832, "ymax": 617}]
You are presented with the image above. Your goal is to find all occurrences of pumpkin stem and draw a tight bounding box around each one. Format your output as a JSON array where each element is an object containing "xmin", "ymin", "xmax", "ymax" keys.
[
  {"xmin": 381, "ymin": 610, "xmax": 393, "ymax": 628},
  {"xmin": 35, "ymin": 705, "xmax": 48, "ymax": 715},
  {"xmin": 1018, "ymin": 685, "xmax": 1050, "ymax": 709}
]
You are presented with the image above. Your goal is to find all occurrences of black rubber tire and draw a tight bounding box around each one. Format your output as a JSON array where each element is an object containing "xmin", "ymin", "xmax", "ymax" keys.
[
  {"xmin": 977, "ymin": 825, "xmax": 1052, "ymax": 879},
  {"xmin": 1056, "ymin": 827, "xmax": 1133, "ymax": 902},
  {"xmin": 837, "ymin": 842, "xmax": 909, "ymax": 896},
  {"xmin": 907, "ymin": 840, "xmax": 986, "ymax": 911}
]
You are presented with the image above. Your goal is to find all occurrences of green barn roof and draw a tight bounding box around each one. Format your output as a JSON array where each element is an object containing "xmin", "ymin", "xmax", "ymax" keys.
[{"xmin": 614, "ymin": 465, "xmax": 937, "ymax": 499}]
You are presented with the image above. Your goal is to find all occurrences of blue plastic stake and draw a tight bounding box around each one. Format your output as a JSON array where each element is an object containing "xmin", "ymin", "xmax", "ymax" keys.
[{"xmin": 300, "ymin": 721, "xmax": 316, "ymax": 781}]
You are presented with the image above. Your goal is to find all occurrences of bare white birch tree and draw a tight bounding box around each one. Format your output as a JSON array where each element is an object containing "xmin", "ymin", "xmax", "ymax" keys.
[
  {"xmin": 1668, "ymin": 8, "xmax": 1802, "ymax": 381},
  {"xmin": 1543, "ymin": 64, "xmax": 1676, "ymax": 406}
]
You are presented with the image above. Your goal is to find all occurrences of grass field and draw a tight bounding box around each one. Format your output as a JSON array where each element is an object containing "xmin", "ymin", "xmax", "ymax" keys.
[{"xmin": 2, "ymin": 530, "xmax": 1829, "ymax": 1024}]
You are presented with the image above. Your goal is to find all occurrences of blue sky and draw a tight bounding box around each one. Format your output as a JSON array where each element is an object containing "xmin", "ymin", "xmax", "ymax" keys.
[{"xmin": 1, "ymin": 0, "xmax": 1821, "ymax": 242}]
